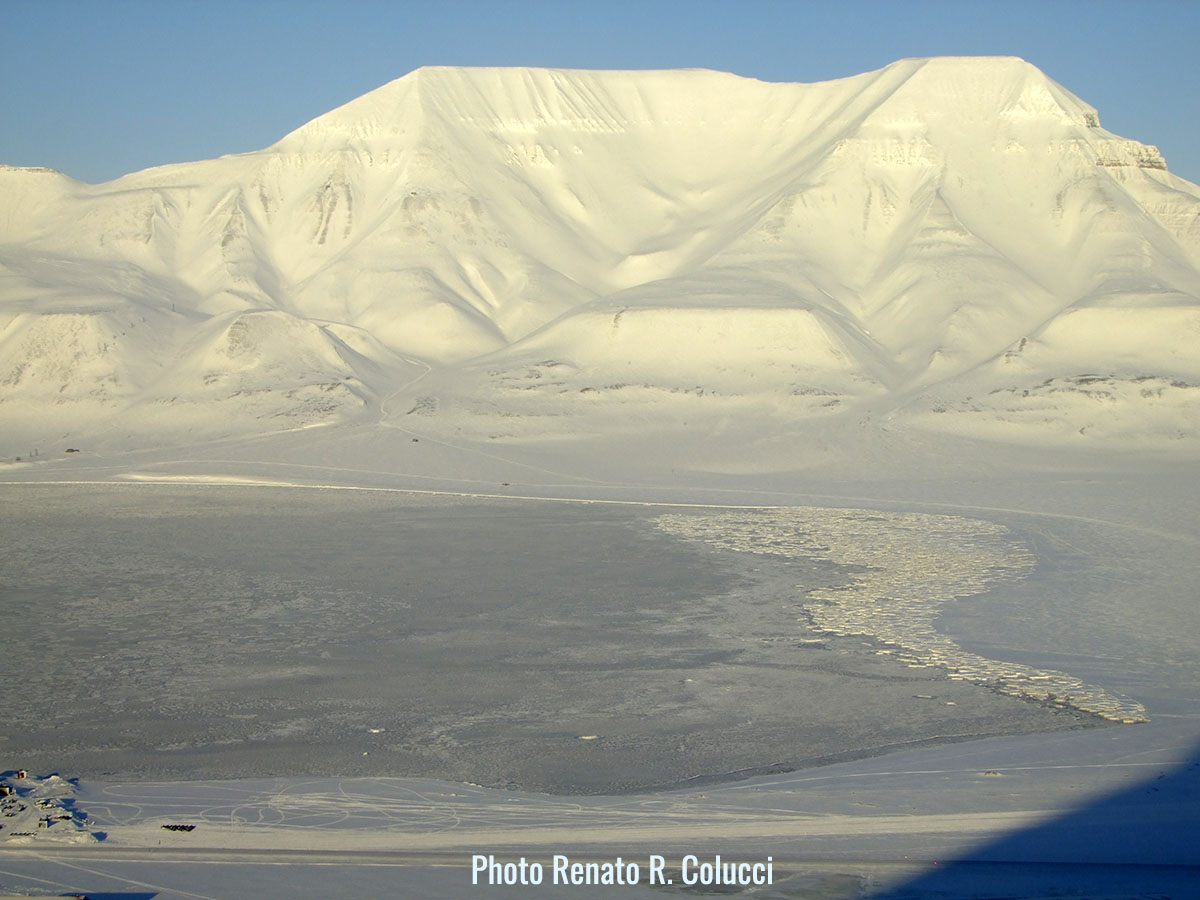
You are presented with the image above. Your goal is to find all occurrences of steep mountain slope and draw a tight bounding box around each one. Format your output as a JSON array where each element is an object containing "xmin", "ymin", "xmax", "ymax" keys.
[{"xmin": 2, "ymin": 58, "xmax": 1198, "ymax": 469}]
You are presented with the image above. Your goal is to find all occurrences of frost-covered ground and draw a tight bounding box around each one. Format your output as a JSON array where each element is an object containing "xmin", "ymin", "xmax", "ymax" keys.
[{"xmin": 1, "ymin": 458, "xmax": 1197, "ymax": 899}]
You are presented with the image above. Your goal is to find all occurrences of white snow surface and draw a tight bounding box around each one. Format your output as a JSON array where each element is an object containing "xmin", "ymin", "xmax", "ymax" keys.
[
  {"xmin": 3, "ymin": 57, "xmax": 1200, "ymax": 468},
  {"xmin": 0, "ymin": 773, "xmax": 96, "ymax": 846},
  {"xmin": 3, "ymin": 58, "xmax": 1200, "ymax": 900}
]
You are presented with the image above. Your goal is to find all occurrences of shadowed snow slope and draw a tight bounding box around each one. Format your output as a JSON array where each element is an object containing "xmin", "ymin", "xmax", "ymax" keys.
[{"xmin": 2, "ymin": 58, "xmax": 1199, "ymax": 469}]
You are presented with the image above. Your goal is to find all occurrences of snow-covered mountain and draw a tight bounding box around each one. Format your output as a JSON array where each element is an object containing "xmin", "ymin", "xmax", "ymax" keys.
[{"xmin": 3, "ymin": 57, "xmax": 1199, "ymax": 472}]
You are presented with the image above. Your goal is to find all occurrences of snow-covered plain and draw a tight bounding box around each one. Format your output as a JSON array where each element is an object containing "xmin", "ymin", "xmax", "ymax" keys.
[{"xmin": 2, "ymin": 58, "xmax": 1199, "ymax": 899}]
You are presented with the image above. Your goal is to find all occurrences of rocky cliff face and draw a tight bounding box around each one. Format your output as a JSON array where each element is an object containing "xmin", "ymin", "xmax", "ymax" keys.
[{"xmin": 2, "ymin": 58, "xmax": 1199, "ymax": 466}]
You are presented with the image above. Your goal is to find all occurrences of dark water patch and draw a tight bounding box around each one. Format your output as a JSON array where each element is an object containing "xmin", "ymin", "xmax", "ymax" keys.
[{"xmin": 1, "ymin": 485, "xmax": 1092, "ymax": 793}]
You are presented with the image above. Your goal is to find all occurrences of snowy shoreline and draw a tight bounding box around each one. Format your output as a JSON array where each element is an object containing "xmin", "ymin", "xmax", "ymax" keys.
[
  {"xmin": 2, "ymin": 479, "xmax": 1107, "ymax": 793},
  {"xmin": 2, "ymin": 471, "xmax": 1198, "ymax": 898}
]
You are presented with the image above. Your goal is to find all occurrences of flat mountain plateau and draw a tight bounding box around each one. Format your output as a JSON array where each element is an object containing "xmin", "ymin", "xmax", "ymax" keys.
[
  {"xmin": 3, "ymin": 57, "xmax": 1198, "ymax": 478},
  {"xmin": 3, "ymin": 59, "xmax": 1200, "ymax": 900}
]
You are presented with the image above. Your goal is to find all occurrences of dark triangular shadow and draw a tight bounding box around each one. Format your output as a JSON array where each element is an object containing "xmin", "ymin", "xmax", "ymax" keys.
[{"xmin": 866, "ymin": 740, "xmax": 1200, "ymax": 898}]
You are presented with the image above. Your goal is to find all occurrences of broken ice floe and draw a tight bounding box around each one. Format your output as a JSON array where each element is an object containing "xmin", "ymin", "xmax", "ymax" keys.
[{"xmin": 655, "ymin": 508, "xmax": 1147, "ymax": 724}]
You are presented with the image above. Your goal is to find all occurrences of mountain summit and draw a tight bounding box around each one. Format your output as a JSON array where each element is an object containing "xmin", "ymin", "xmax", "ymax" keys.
[{"xmin": 2, "ymin": 59, "xmax": 1199, "ymax": 473}]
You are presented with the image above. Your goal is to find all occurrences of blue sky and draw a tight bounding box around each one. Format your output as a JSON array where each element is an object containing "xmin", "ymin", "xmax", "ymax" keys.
[{"xmin": 3, "ymin": 0, "xmax": 1198, "ymax": 184}]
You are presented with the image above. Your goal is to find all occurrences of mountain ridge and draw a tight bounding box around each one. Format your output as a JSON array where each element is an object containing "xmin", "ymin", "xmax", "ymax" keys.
[{"xmin": 2, "ymin": 58, "xmax": 1198, "ymax": 473}]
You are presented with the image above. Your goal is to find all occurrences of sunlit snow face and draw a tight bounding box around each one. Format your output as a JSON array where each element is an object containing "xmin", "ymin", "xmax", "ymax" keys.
[{"xmin": 4, "ymin": 59, "xmax": 1198, "ymax": 464}]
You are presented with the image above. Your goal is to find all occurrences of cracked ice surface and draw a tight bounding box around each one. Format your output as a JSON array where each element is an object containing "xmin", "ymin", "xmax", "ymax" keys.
[{"xmin": 655, "ymin": 508, "xmax": 1147, "ymax": 724}]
